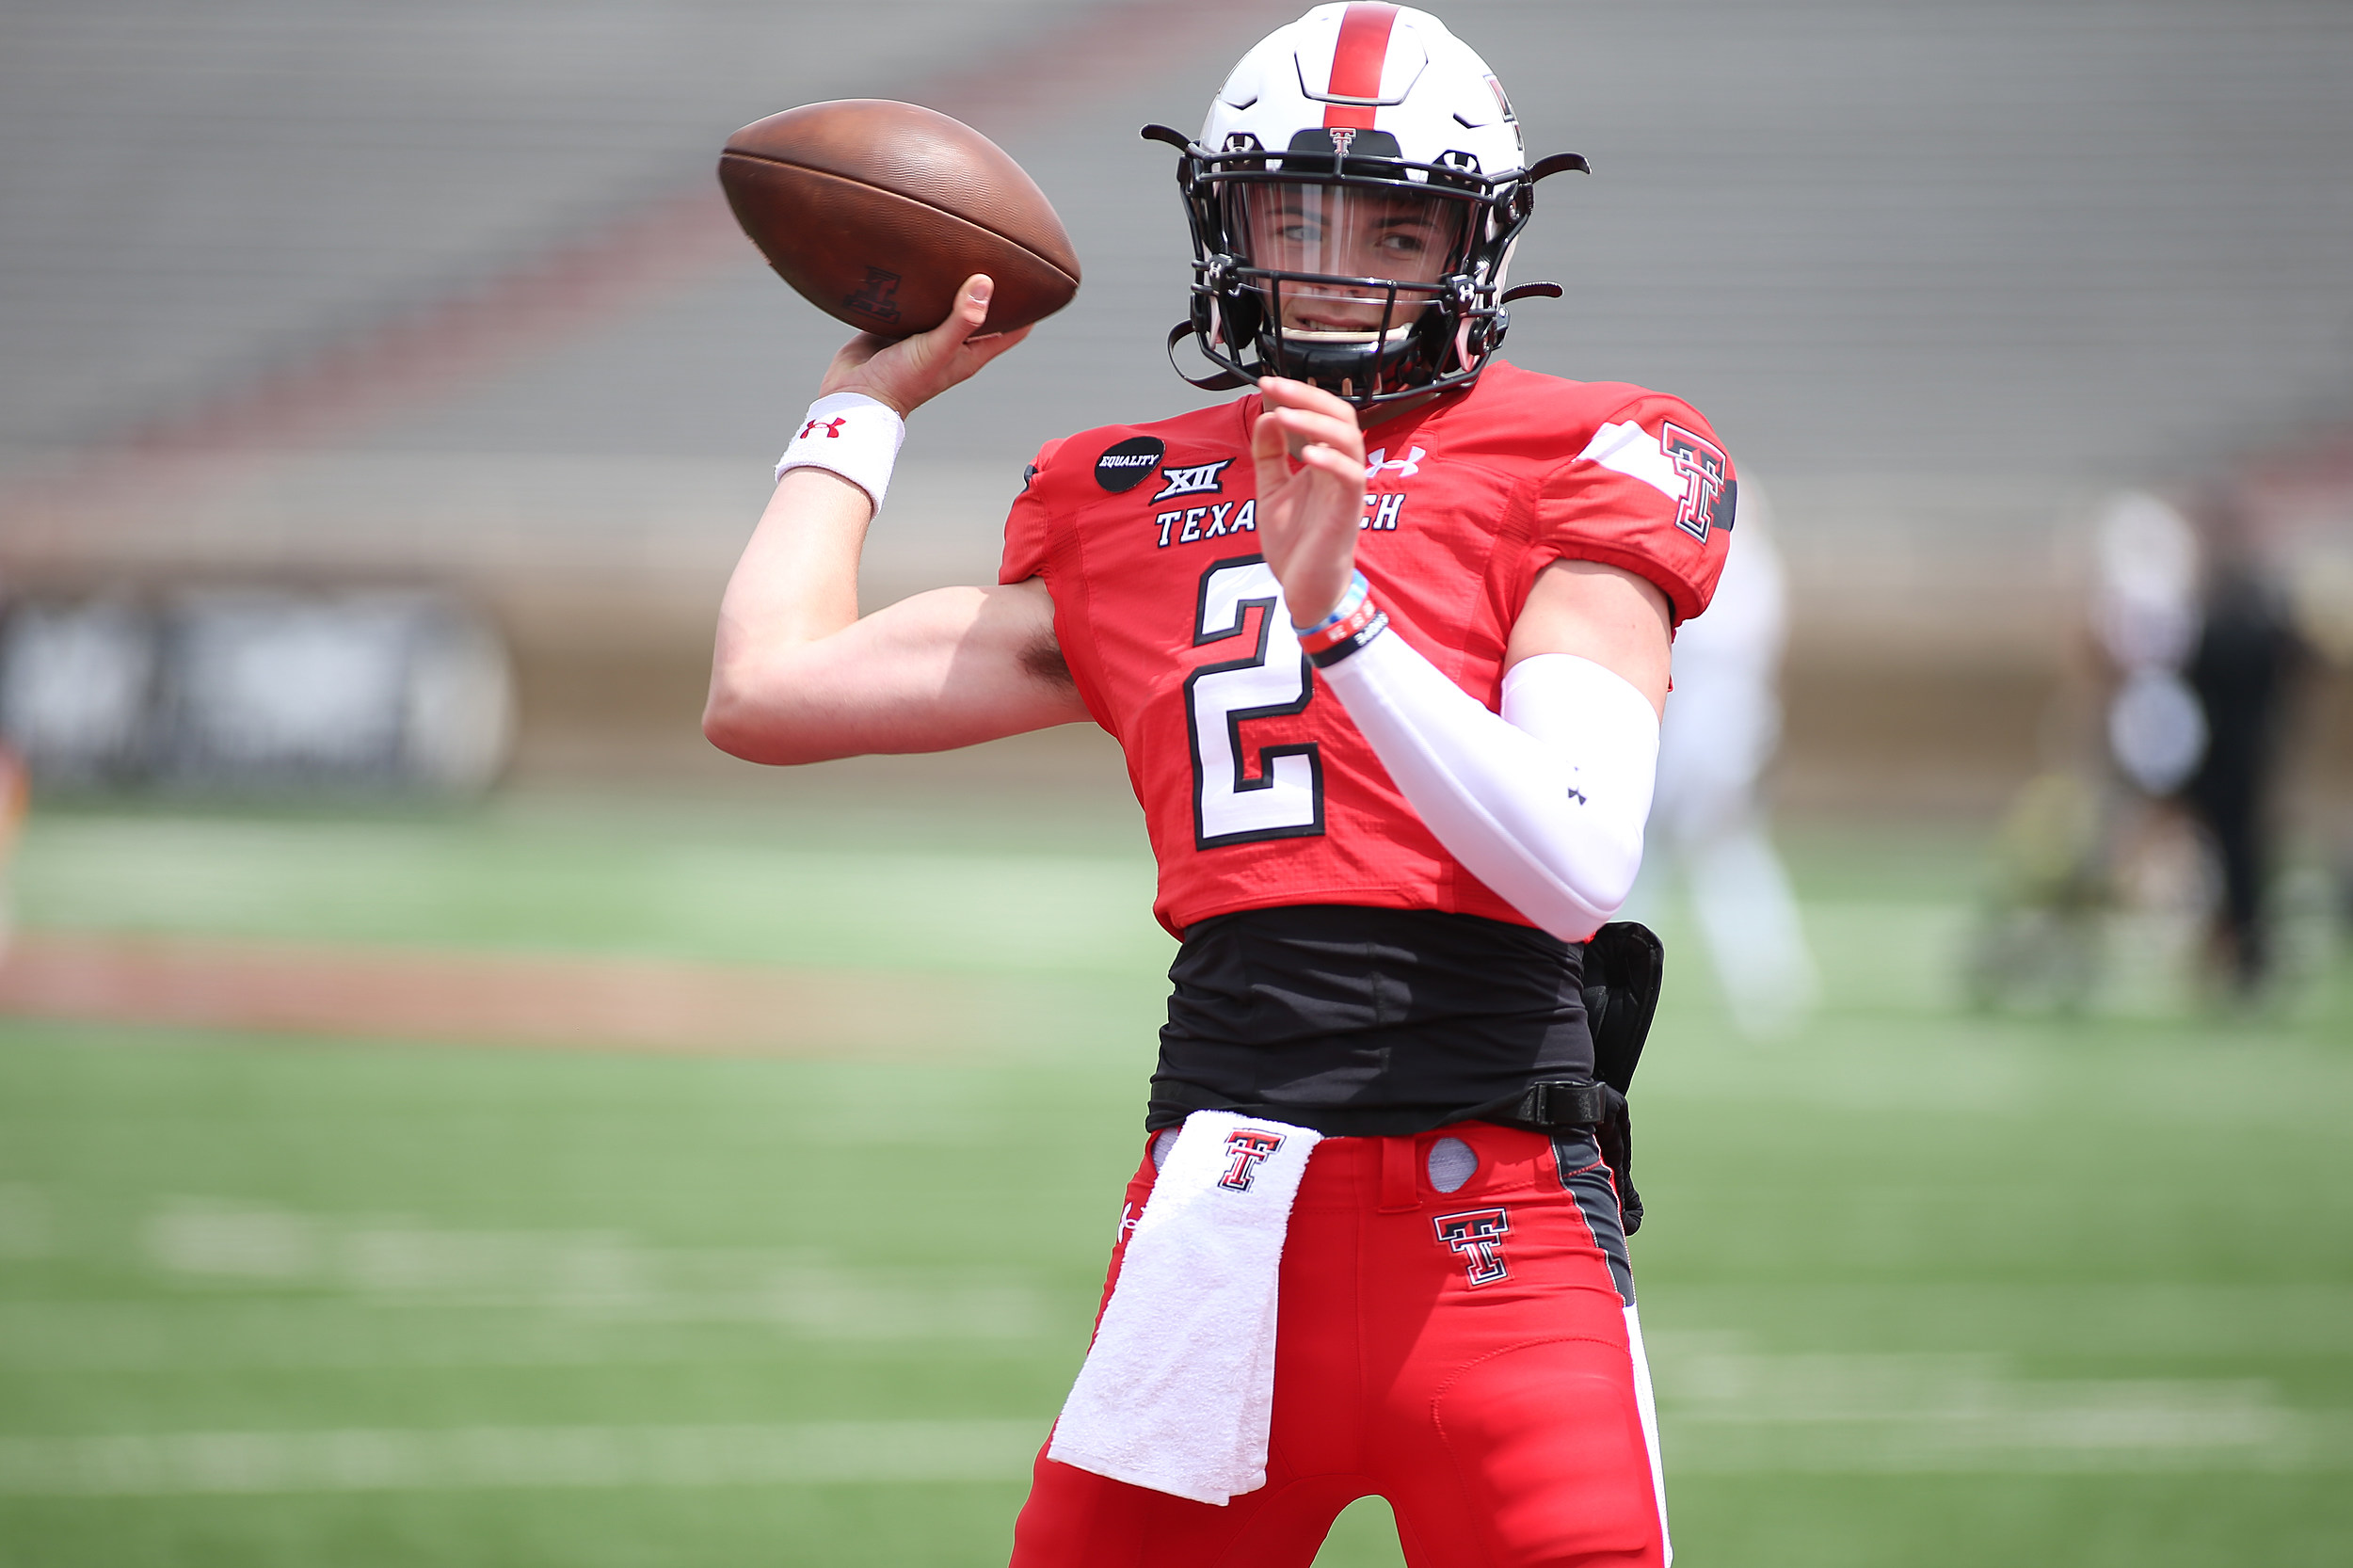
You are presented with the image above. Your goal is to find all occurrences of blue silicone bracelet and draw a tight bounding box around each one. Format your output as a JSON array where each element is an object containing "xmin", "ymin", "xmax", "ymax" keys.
[{"xmin": 1296, "ymin": 571, "xmax": 1369, "ymax": 634}]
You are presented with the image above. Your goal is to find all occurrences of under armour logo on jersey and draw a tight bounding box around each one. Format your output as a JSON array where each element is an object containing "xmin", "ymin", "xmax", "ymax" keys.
[
  {"xmin": 799, "ymin": 417, "xmax": 847, "ymax": 440},
  {"xmin": 1329, "ymin": 126, "xmax": 1357, "ymax": 157},
  {"xmin": 1433, "ymin": 1208, "xmax": 1513, "ymax": 1286},
  {"xmin": 1365, "ymin": 446, "xmax": 1424, "ymax": 480},
  {"xmin": 1219, "ymin": 1129, "xmax": 1285, "ymax": 1192},
  {"xmin": 1661, "ymin": 423, "xmax": 1729, "ymax": 541},
  {"xmin": 1151, "ymin": 459, "xmax": 1232, "ymax": 502}
]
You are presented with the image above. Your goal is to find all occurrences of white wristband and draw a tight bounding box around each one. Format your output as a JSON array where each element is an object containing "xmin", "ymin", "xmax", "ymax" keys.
[{"xmin": 775, "ymin": 392, "xmax": 906, "ymax": 513}]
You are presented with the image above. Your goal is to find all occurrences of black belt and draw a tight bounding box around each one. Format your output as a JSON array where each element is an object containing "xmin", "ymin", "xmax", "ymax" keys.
[
  {"xmin": 1483, "ymin": 1077, "xmax": 1619, "ymax": 1130},
  {"xmin": 1473, "ymin": 1075, "xmax": 1643, "ymax": 1236}
]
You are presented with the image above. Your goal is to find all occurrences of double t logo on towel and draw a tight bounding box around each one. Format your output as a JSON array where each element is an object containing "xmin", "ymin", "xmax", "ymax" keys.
[{"xmin": 1218, "ymin": 1129, "xmax": 1286, "ymax": 1192}]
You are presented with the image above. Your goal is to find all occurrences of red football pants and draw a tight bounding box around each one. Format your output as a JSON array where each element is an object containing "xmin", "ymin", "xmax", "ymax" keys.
[{"xmin": 1009, "ymin": 1121, "xmax": 1668, "ymax": 1568}]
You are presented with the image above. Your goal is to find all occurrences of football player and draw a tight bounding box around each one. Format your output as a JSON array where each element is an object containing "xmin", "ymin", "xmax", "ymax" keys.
[{"xmin": 706, "ymin": 7, "xmax": 1732, "ymax": 1564}]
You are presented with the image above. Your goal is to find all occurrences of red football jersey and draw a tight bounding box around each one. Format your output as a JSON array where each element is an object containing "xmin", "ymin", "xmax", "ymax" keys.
[{"xmin": 999, "ymin": 360, "xmax": 1734, "ymax": 937}]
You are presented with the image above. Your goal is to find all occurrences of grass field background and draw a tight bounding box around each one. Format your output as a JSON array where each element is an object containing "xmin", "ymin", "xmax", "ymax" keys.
[{"xmin": 2, "ymin": 771, "xmax": 2348, "ymax": 1566}]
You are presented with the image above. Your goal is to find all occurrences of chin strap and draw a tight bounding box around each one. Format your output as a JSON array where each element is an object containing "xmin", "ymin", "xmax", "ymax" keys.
[{"xmin": 1166, "ymin": 322, "xmax": 1252, "ymax": 392}]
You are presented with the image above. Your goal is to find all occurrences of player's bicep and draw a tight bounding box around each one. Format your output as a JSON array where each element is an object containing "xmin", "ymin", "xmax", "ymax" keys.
[
  {"xmin": 825, "ymin": 578, "xmax": 1085, "ymax": 747},
  {"xmin": 706, "ymin": 577, "xmax": 1087, "ymax": 764},
  {"xmin": 1503, "ymin": 560, "xmax": 1673, "ymax": 716}
]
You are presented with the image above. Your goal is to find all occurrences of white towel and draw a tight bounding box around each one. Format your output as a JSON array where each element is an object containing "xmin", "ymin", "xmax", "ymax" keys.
[{"xmin": 1048, "ymin": 1111, "xmax": 1322, "ymax": 1505}]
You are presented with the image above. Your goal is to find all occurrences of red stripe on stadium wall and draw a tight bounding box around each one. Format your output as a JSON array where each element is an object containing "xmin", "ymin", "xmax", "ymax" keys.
[{"xmin": 1322, "ymin": 2, "xmax": 1399, "ymax": 130}]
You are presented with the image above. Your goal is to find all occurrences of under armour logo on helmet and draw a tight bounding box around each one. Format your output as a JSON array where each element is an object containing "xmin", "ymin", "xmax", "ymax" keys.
[
  {"xmin": 1328, "ymin": 126, "xmax": 1357, "ymax": 157},
  {"xmin": 800, "ymin": 417, "xmax": 848, "ymax": 440}
]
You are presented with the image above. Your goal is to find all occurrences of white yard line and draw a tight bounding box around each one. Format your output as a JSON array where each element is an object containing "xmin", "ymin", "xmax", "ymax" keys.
[
  {"xmin": 1649, "ymin": 1344, "xmax": 2353, "ymax": 1475},
  {"xmin": 0, "ymin": 1421, "xmax": 1044, "ymax": 1496}
]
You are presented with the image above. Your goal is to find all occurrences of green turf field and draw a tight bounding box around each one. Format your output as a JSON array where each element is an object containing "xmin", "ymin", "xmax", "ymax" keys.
[{"xmin": 2, "ymin": 779, "xmax": 2348, "ymax": 1566}]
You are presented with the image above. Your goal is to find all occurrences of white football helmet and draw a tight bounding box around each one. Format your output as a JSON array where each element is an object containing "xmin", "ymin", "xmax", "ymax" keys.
[{"xmin": 1145, "ymin": 3, "xmax": 1586, "ymax": 408}]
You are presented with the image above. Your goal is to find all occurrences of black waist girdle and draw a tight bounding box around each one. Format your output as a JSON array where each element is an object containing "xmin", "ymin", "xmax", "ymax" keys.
[{"xmin": 1148, "ymin": 904, "xmax": 1595, "ymax": 1139}]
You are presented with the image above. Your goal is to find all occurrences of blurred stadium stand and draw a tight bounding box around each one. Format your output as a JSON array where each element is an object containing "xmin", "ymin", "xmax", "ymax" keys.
[
  {"xmin": 0, "ymin": 591, "xmax": 511, "ymax": 793},
  {"xmin": 0, "ymin": 0, "xmax": 2347, "ymax": 809}
]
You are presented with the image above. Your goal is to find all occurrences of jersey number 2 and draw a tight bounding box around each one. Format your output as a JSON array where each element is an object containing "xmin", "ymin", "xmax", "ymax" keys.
[{"xmin": 1186, "ymin": 557, "xmax": 1325, "ymax": 848}]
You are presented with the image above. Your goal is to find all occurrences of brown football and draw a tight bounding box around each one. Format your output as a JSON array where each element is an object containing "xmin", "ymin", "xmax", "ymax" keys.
[{"xmin": 718, "ymin": 100, "xmax": 1080, "ymax": 338}]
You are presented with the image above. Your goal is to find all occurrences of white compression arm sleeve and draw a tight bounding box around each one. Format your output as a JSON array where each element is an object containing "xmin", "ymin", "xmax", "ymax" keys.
[{"xmin": 1318, "ymin": 640, "xmax": 1660, "ymax": 942}]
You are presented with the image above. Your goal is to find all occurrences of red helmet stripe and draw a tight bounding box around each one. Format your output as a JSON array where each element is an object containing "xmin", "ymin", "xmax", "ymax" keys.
[{"xmin": 1322, "ymin": 2, "xmax": 1400, "ymax": 131}]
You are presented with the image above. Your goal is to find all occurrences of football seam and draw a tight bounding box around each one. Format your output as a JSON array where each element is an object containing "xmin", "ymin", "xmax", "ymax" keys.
[{"xmin": 720, "ymin": 152, "xmax": 1080, "ymax": 290}]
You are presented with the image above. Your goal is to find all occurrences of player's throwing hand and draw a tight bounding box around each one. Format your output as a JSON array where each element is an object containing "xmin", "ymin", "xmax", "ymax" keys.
[
  {"xmin": 1251, "ymin": 376, "xmax": 1369, "ymax": 626},
  {"xmin": 818, "ymin": 274, "xmax": 1032, "ymax": 417}
]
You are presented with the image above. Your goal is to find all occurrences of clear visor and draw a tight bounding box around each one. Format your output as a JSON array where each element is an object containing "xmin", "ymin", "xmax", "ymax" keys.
[{"xmin": 1226, "ymin": 182, "xmax": 1471, "ymax": 333}]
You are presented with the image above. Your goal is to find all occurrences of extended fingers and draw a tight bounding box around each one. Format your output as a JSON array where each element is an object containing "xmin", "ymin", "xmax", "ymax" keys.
[
  {"xmin": 1293, "ymin": 441, "xmax": 1365, "ymax": 486},
  {"xmin": 1257, "ymin": 376, "xmax": 1366, "ymax": 466},
  {"xmin": 1261, "ymin": 405, "xmax": 1366, "ymax": 467}
]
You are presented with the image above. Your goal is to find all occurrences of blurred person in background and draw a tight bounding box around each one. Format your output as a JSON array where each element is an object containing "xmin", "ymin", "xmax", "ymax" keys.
[
  {"xmin": 2181, "ymin": 488, "xmax": 2313, "ymax": 997},
  {"xmin": 1966, "ymin": 490, "xmax": 2208, "ymax": 1010},
  {"xmin": 1641, "ymin": 485, "xmax": 1816, "ymax": 1037},
  {"xmin": 1970, "ymin": 485, "xmax": 2324, "ymax": 1010}
]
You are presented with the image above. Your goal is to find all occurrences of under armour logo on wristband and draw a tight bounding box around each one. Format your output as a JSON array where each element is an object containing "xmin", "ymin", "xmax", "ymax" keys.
[{"xmin": 776, "ymin": 392, "xmax": 905, "ymax": 508}]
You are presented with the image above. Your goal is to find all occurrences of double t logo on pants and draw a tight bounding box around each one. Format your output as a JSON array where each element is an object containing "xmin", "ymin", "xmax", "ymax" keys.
[{"xmin": 1433, "ymin": 1208, "xmax": 1512, "ymax": 1285}]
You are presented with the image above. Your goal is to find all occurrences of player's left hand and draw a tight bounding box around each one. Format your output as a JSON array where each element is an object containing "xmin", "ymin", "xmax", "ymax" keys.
[{"xmin": 1251, "ymin": 377, "xmax": 1368, "ymax": 626}]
